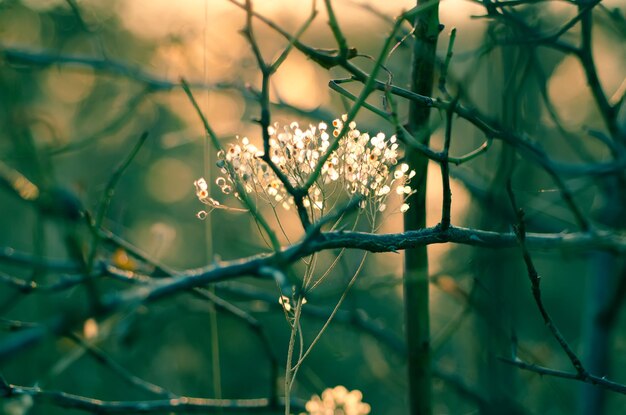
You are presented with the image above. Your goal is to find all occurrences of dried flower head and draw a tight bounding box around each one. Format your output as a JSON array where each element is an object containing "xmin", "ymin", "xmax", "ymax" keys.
[
  {"xmin": 279, "ymin": 295, "xmax": 292, "ymax": 312},
  {"xmin": 194, "ymin": 116, "xmax": 415, "ymax": 221},
  {"xmin": 301, "ymin": 385, "xmax": 371, "ymax": 415}
]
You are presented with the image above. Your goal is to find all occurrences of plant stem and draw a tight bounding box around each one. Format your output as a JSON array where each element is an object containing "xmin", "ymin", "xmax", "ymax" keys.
[{"xmin": 403, "ymin": 1, "xmax": 439, "ymax": 414}]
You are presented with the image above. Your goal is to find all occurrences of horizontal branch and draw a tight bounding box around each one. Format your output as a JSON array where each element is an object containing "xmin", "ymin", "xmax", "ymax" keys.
[
  {"xmin": 306, "ymin": 226, "xmax": 626, "ymax": 254},
  {"xmin": 0, "ymin": 45, "xmax": 205, "ymax": 91},
  {"xmin": 99, "ymin": 227, "xmax": 616, "ymax": 303},
  {"xmin": 364, "ymin": 79, "xmax": 626, "ymax": 178},
  {"xmin": 2, "ymin": 226, "xmax": 626, "ymax": 307},
  {"xmin": 1, "ymin": 224, "xmax": 625, "ymax": 363},
  {"xmin": 1, "ymin": 383, "xmax": 304, "ymax": 414},
  {"xmin": 499, "ymin": 357, "xmax": 626, "ymax": 395},
  {"xmin": 0, "ymin": 270, "xmax": 87, "ymax": 293},
  {"xmin": 0, "ymin": 246, "xmax": 81, "ymax": 273}
]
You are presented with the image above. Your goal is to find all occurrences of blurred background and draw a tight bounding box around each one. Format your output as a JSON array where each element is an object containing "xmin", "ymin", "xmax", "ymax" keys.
[{"xmin": 0, "ymin": 0, "xmax": 625, "ymax": 413}]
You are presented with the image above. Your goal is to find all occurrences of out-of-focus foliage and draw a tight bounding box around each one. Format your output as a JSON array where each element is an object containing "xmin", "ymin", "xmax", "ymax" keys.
[{"xmin": 0, "ymin": 0, "xmax": 625, "ymax": 414}]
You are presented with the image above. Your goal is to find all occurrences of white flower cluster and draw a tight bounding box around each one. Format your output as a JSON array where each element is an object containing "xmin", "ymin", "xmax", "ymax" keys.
[
  {"xmin": 194, "ymin": 115, "xmax": 414, "ymax": 220},
  {"xmin": 278, "ymin": 294, "xmax": 306, "ymax": 312},
  {"xmin": 193, "ymin": 178, "xmax": 222, "ymax": 219},
  {"xmin": 301, "ymin": 386, "xmax": 371, "ymax": 415}
]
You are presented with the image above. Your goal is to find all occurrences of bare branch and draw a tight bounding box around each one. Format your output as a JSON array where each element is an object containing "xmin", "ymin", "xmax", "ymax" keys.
[
  {"xmin": 500, "ymin": 357, "xmax": 626, "ymax": 395},
  {"xmin": 1, "ymin": 383, "xmax": 305, "ymax": 414}
]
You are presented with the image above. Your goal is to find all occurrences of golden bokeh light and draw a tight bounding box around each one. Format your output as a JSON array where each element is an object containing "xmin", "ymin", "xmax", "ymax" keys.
[{"xmin": 146, "ymin": 157, "xmax": 195, "ymax": 203}]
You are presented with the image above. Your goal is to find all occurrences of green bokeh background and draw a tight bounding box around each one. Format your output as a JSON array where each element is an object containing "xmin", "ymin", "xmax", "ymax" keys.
[{"xmin": 1, "ymin": 0, "xmax": 625, "ymax": 414}]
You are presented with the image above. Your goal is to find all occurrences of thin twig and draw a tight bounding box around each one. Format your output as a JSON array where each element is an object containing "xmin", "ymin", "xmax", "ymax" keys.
[
  {"xmin": 499, "ymin": 357, "xmax": 626, "ymax": 395},
  {"xmin": 507, "ymin": 183, "xmax": 586, "ymax": 376},
  {"xmin": 65, "ymin": 333, "xmax": 175, "ymax": 398},
  {"xmin": 440, "ymin": 99, "xmax": 456, "ymax": 230}
]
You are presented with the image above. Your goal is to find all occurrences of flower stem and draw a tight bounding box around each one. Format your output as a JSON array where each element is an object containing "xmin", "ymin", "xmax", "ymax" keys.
[{"xmin": 403, "ymin": 2, "xmax": 439, "ymax": 414}]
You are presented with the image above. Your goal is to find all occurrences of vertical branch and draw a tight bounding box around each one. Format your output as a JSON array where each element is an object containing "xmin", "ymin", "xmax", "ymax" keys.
[
  {"xmin": 242, "ymin": 0, "xmax": 316, "ymax": 231},
  {"xmin": 507, "ymin": 184, "xmax": 587, "ymax": 377},
  {"xmin": 203, "ymin": 0, "xmax": 222, "ymax": 400},
  {"xmin": 437, "ymin": 27, "xmax": 456, "ymax": 97},
  {"xmin": 440, "ymin": 100, "xmax": 455, "ymax": 230},
  {"xmin": 473, "ymin": 37, "xmax": 520, "ymax": 410},
  {"xmin": 85, "ymin": 131, "xmax": 148, "ymax": 311},
  {"xmin": 577, "ymin": 3, "xmax": 619, "ymax": 141},
  {"xmin": 580, "ymin": 250, "xmax": 619, "ymax": 415},
  {"xmin": 577, "ymin": 4, "xmax": 625, "ymax": 414},
  {"xmin": 323, "ymin": 0, "xmax": 348, "ymax": 57},
  {"xmin": 283, "ymin": 296, "xmax": 304, "ymax": 415},
  {"xmin": 403, "ymin": 2, "xmax": 439, "ymax": 414}
]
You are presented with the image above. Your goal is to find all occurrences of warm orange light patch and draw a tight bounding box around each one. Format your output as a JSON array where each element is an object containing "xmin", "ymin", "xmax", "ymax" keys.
[
  {"xmin": 112, "ymin": 248, "xmax": 137, "ymax": 271},
  {"xmin": 83, "ymin": 318, "xmax": 99, "ymax": 340}
]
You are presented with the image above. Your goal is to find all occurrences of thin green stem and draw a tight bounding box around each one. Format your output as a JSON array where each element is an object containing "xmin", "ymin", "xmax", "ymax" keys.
[
  {"xmin": 323, "ymin": 0, "xmax": 348, "ymax": 57},
  {"xmin": 404, "ymin": 1, "xmax": 440, "ymax": 414},
  {"xmin": 440, "ymin": 101, "xmax": 456, "ymax": 230},
  {"xmin": 292, "ymin": 252, "xmax": 368, "ymax": 371},
  {"xmin": 181, "ymin": 78, "xmax": 281, "ymax": 250},
  {"xmin": 85, "ymin": 132, "xmax": 148, "ymax": 311},
  {"xmin": 303, "ymin": 2, "xmax": 438, "ymax": 192},
  {"xmin": 284, "ymin": 296, "xmax": 304, "ymax": 415},
  {"xmin": 438, "ymin": 27, "xmax": 456, "ymax": 95}
]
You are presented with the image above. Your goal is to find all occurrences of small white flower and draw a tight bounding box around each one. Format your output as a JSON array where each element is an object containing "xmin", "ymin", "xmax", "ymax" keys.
[
  {"xmin": 279, "ymin": 295, "xmax": 291, "ymax": 312},
  {"xmin": 195, "ymin": 178, "xmax": 208, "ymax": 190}
]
